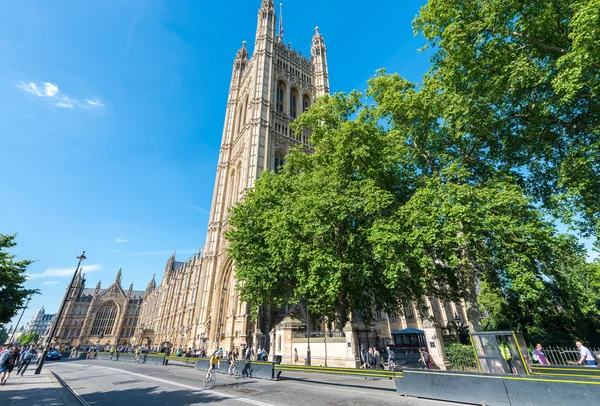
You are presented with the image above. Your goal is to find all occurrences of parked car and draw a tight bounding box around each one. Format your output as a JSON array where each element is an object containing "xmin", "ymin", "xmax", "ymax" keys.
[{"xmin": 46, "ymin": 350, "xmax": 62, "ymax": 361}]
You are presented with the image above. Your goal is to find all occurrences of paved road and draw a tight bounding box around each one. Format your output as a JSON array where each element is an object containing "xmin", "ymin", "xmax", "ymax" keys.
[{"xmin": 48, "ymin": 359, "xmax": 454, "ymax": 406}]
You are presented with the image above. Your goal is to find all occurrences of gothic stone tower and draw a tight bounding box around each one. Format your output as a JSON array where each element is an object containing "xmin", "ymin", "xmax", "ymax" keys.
[{"xmin": 198, "ymin": 0, "xmax": 330, "ymax": 352}]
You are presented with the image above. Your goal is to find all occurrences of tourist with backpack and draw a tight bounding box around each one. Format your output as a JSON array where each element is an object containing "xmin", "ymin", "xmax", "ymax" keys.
[
  {"xmin": 419, "ymin": 347, "xmax": 432, "ymax": 369},
  {"xmin": 532, "ymin": 343, "xmax": 550, "ymax": 365}
]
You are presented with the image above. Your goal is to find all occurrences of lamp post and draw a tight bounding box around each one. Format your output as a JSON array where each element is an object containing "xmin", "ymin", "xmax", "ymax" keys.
[
  {"xmin": 9, "ymin": 295, "xmax": 31, "ymax": 344},
  {"xmin": 305, "ymin": 297, "xmax": 311, "ymax": 366},
  {"xmin": 35, "ymin": 251, "xmax": 86, "ymax": 374}
]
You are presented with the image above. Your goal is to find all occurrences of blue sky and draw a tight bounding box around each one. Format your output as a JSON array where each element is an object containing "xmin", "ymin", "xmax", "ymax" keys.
[
  {"xmin": 1, "ymin": 0, "xmax": 435, "ymax": 328},
  {"xmin": 3, "ymin": 1, "xmax": 596, "ymax": 330}
]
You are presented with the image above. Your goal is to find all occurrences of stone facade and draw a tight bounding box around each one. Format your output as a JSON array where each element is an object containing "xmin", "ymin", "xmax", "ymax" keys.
[
  {"xmin": 53, "ymin": 269, "xmax": 146, "ymax": 347},
  {"xmin": 135, "ymin": 0, "xmax": 329, "ymax": 354},
  {"xmin": 135, "ymin": 0, "xmax": 466, "ymax": 367},
  {"xmin": 134, "ymin": 254, "xmax": 203, "ymax": 350},
  {"xmin": 25, "ymin": 307, "xmax": 56, "ymax": 343}
]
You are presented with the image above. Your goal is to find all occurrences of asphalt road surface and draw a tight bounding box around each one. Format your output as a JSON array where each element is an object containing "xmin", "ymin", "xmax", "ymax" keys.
[{"xmin": 48, "ymin": 359, "xmax": 454, "ymax": 406}]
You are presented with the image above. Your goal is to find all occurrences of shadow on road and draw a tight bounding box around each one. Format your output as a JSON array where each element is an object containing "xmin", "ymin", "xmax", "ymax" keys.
[
  {"xmin": 278, "ymin": 375, "xmax": 397, "ymax": 393},
  {"xmin": 73, "ymin": 384, "xmax": 233, "ymax": 405}
]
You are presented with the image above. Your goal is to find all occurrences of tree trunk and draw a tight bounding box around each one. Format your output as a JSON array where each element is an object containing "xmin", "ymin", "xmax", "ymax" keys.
[{"xmin": 458, "ymin": 224, "xmax": 483, "ymax": 332}]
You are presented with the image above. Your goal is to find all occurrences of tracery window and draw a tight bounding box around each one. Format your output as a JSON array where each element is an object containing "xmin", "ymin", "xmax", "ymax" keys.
[
  {"xmin": 91, "ymin": 301, "xmax": 118, "ymax": 336},
  {"xmin": 276, "ymin": 81, "xmax": 285, "ymax": 113},
  {"xmin": 274, "ymin": 150, "xmax": 285, "ymax": 174},
  {"xmin": 290, "ymin": 88, "xmax": 299, "ymax": 118},
  {"xmin": 303, "ymin": 94, "xmax": 311, "ymax": 112}
]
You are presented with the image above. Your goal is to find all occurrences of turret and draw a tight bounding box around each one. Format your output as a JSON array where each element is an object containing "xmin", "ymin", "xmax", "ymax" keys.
[
  {"xmin": 127, "ymin": 282, "xmax": 133, "ymax": 297},
  {"xmin": 311, "ymin": 27, "xmax": 330, "ymax": 97},
  {"xmin": 95, "ymin": 280, "xmax": 102, "ymax": 295},
  {"xmin": 146, "ymin": 273, "xmax": 156, "ymax": 294},
  {"xmin": 115, "ymin": 268, "xmax": 122, "ymax": 286}
]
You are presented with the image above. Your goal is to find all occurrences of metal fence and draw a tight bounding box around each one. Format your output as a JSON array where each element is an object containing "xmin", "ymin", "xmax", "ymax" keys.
[
  {"xmin": 537, "ymin": 346, "xmax": 600, "ymax": 365},
  {"xmin": 293, "ymin": 331, "xmax": 345, "ymax": 338}
]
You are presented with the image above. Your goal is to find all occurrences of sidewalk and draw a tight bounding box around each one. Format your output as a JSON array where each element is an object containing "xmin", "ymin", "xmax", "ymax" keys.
[{"xmin": 0, "ymin": 369, "xmax": 81, "ymax": 406}]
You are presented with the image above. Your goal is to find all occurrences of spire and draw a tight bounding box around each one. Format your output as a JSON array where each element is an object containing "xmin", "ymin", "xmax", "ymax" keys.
[
  {"xmin": 115, "ymin": 268, "xmax": 122, "ymax": 286},
  {"xmin": 146, "ymin": 273, "xmax": 156, "ymax": 293},
  {"xmin": 311, "ymin": 27, "xmax": 330, "ymax": 97},
  {"xmin": 235, "ymin": 41, "xmax": 248, "ymax": 68},
  {"xmin": 96, "ymin": 280, "xmax": 102, "ymax": 290},
  {"xmin": 261, "ymin": 0, "xmax": 274, "ymax": 10},
  {"xmin": 128, "ymin": 282, "xmax": 133, "ymax": 293}
]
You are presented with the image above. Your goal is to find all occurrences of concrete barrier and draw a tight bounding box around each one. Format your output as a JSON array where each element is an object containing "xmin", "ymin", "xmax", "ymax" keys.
[
  {"xmin": 274, "ymin": 364, "xmax": 398, "ymax": 379},
  {"xmin": 194, "ymin": 358, "xmax": 275, "ymax": 380},
  {"xmin": 118, "ymin": 353, "xmax": 139, "ymax": 363},
  {"xmin": 95, "ymin": 352, "xmax": 114, "ymax": 361},
  {"xmin": 531, "ymin": 364, "xmax": 600, "ymax": 379},
  {"xmin": 396, "ymin": 369, "xmax": 600, "ymax": 406},
  {"xmin": 144, "ymin": 354, "xmax": 166, "ymax": 365}
]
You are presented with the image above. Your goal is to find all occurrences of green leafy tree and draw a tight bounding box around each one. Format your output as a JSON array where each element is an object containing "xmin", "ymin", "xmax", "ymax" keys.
[
  {"xmin": 413, "ymin": 0, "xmax": 600, "ymax": 236},
  {"xmin": 227, "ymin": 92, "xmax": 414, "ymax": 328},
  {"xmin": 19, "ymin": 332, "xmax": 40, "ymax": 345},
  {"xmin": 0, "ymin": 327, "xmax": 7, "ymax": 345},
  {"xmin": 0, "ymin": 234, "xmax": 38, "ymax": 324}
]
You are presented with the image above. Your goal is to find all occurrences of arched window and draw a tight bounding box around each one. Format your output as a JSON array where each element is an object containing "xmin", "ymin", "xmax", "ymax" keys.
[
  {"xmin": 274, "ymin": 150, "xmax": 285, "ymax": 174},
  {"xmin": 276, "ymin": 81, "xmax": 286, "ymax": 113},
  {"xmin": 242, "ymin": 96, "xmax": 249, "ymax": 125},
  {"xmin": 290, "ymin": 88, "xmax": 299, "ymax": 118},
  {"xmin": 303, "ymin": 94, "xmax": 311, "ymax": 112},
  {"xmin": 91, "ymin": 301, "xmax": 118, "ymax": 336}
]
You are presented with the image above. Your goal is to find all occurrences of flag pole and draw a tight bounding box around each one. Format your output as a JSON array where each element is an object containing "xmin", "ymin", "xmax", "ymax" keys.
[{"xmin": 279, "ymin": 3, "xmax": 284, "ymax": 41}]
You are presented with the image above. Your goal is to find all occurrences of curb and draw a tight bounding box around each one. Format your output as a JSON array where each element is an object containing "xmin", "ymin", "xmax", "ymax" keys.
[{"xmin": 51, "ymin": 371, "xmax": 91, "ymax": 406}]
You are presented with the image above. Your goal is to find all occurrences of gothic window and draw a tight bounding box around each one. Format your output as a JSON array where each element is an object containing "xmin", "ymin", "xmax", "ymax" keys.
[
  {"xmin": 276, "ymin": 81, "xmax": 285, "ymax": 113},
  {"xmin": 403, "ymin": 300, "xmax": 415, "ymax": 320},
  {"xmin": 91, "ymin": 301, "xmax": 118, "ymax": 336},
  {"xmin": 242, "ymin": 96, "xmax": 249, "ymax": 125},
  {"xmin": 274, "ymin": 150, "xmax": 285, "ymax": 174},
  {"xmin": 303, "ymin": 94, "xmax": 311, "ymax": 112},
  {"xmin": 290, "ymin": 88, "xmax": 299, "ymax": 118}
]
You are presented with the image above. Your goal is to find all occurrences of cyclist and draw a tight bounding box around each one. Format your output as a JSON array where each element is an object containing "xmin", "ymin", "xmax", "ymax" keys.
[
  {"xmin": 206, "ymin": 352, "xmax": 220, "ymax": 380},
  {"xmin": 227, "ymin": 350, "xmax": 237, "ymax": 376}
]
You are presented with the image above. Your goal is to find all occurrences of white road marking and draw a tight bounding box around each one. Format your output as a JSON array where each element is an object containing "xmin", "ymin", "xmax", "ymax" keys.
[{"xmin": 56, "ymin": 363, "xmax": 275, "ymax": 406}]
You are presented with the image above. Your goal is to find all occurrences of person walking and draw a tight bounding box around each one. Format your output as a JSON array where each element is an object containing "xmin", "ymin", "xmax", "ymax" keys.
[
  {"xmin": 359, "ymin": 345, "xmax": 368, "ymax": 369},
  {"xmin": 532, "ymin": 344, "xmax": 550, "ymax": 365},
  {"xmin": 16, "ymin": 345, "xmax": 37, "ymax": 376},
  {"xmin": 386, "ymin": 346, "xmax": 396, "ymax": 371},
  {"xmin": 374, "ymin": 347, "xmax": 382, "ymax": 369},
  {"xmin": 576, "ymin": 342, "xmax": 597, "ymax": 366},
  {"xmin": 294, "ymin": 348, "xmax": 299, "ymax": 363},
  {"xmin": 0, "ymin": 346, "xmax": 20, "ymax": 385},
  {"xmin": 419, "ymin": 347, "xmax": 432, "ymax": 370},
  {"xmin": 499, "ymin": 340, "xmax": 517, "ymax": 374}
]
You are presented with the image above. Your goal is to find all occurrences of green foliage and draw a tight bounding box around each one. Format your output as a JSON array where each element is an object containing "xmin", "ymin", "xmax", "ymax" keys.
[
  {"xmin": 445, "ymin": 344, "xmax": 478, "ymax": 371},
  {"xmin": 18, "ymin": 332, "xmax": 40, "ymax": 345},
  {"xmin": 226, "ymin": 0, "xmax": 600, "ymax": 345},
  {"xmin": 0, "ymin": 327, "xmax": 7, "ymax": 345},
  {"xmin": 413, "ymin": 0, "xmax": 600, "ymax": 236},
  {"xmin": 0, "ymin": 234, "xmax": 38, "ymax": 324}
]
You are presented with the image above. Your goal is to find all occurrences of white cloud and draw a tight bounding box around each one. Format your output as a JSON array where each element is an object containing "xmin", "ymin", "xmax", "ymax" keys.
[
  {"xmin": 42, "ymin": 281, "xmax": 60, "ymax": 285},
  {"xmin": 85, "ymin": 100, "xmax": 105, "ymax": 109},
  {"xmin": 116, "ymin": 238, "xmax": 131, "ymax": 243},
  {"xmin": 26, "ymin": 264, "xmax": 103, "ymax": 280},
  {"xmin": 178, "ymin": 201, "xmax": 209, "ymax": 214},
  {"xmin": 17, "ymin": 80, "xmax": 105, "ymax": 111},
  {"xmin": 18, "ymin": 82, "xmax": 43, "ymax": 97},
  {"xmin": 43, "ymin": 82, "xmax": 59, "ymax": 97},
  {"xmin": 124, "ymin": 249, "xmax": 197, "ymax": 257}
]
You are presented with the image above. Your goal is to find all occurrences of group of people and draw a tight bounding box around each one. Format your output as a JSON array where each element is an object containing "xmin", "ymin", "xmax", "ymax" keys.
[{"xmin": 0, "ymin": 344, "xmax": 40, "ymax": 385}]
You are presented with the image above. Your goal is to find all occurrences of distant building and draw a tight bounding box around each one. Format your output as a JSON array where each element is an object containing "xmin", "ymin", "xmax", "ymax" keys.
[
  {"xmin": 25, "ymin": 307, "xmax": 56, "ymax": 343},
  {"xmin": 53, "ymin": 269, "xmax": 147, "ymax": 347}
]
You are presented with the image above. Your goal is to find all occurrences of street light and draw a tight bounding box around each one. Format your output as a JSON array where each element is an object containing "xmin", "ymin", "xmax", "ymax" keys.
[{"xmin": 35, "ymin": 251, "xmax": 86, "ymax": 374}]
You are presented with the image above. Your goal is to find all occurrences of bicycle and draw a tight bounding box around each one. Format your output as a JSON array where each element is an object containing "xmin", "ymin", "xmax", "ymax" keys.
[
  {"xmin": 226, "ymin": 362, "xmax": 239, "ymax": 378},
  {"xmin": 204, "ymin": 368, "xmax": 217, "ymax": 389}
]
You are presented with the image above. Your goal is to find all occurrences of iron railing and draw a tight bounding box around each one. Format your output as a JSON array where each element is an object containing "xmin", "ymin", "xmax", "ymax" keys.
[{"xmin": 536, "ymin": 346, "xmax": 600, "ymax": 365}]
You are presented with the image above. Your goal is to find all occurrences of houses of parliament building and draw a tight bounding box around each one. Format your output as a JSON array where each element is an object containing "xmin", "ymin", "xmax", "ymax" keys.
[{"xmin": 130, "ymin": 0, "xmax": 466, "ymax": 367}]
